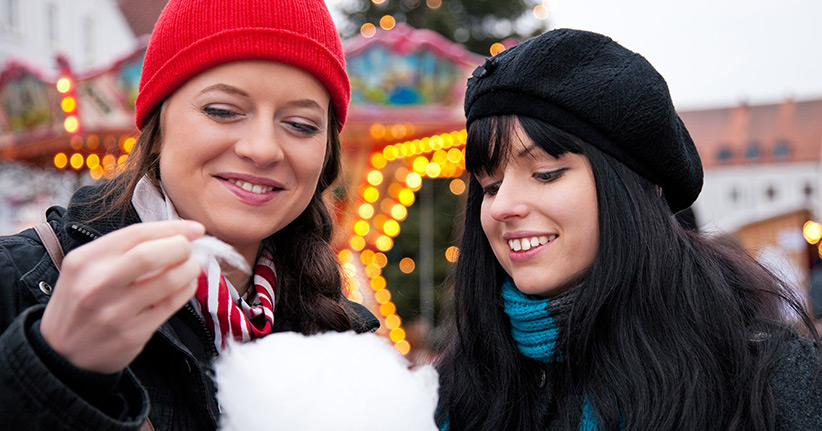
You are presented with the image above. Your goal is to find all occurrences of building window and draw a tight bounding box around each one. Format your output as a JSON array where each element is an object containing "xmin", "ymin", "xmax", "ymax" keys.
[
  {"xmin": 46, "ymin": 3, "xmax": 57, "ymax": 47},
  {"xmin": 765, "ymin": 184, "xmax": 777, "ymax": 201},
  {"xmin": 745, "ymin": 141, "xmax": 762, "ymax": 161},
  {"xmin": 2, "ymin": 0, "xmax": 19, "ymax": 33},
  {"xmin": 83, "ymin": 16, "xmax": 95, "ymax": 65},
  {"xmin": 804, "ymin": 182, "xmax": 815, "ymax": 198},
  {"xmin": 729, "ymin": 186, "xmax": 741, "ymax": 203},
  {"xmin": 773, "ymin": 139, "xmax": 791, "ymax": 161},
  {"xmin": 716, "ymin": 146, "xmax": 734, "ymax": 164}
]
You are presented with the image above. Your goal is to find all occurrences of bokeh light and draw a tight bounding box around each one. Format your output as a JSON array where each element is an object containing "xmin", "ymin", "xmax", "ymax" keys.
[
  {"xmin": 375, "ymin": 235, "xmax": 393, "ymax": 252},
  {"xmin": 61, "ymin": 96, "xmax": 76, "ymax": 113},
  {"xmin": 64, "ymin": 116, "xmax": 79, "ymax": 133},
  {"xmin": 56, "ymin": 77, "xmax": 72, "ymax": 93},
  {"xmin": 445, "ymin": 246, "xmax": 460, "ymax": 263},
  {"xmin": 490, "ymin": 43, "xmax": 506, "ymax": 56},
  {"xmin": 86, "ymin": 154, "xmax": 100, "ymax": 169},
  {"xmin": 533, "ymin": 4, "xmax": 549, "ymax": 19},
  {"xmin": 358, "ymin": 203, "xmax": 375, "ymax": 219},
  {"xmin": 804, "ymin": 221, "xmax": 822, "ymax": 244},
  {"xmin": 379, "ymin": 15, "xmax": 396, "ymax": 30},
  {"xmin": 69, "ymin": 153, "xmax": 84, "ymax": 170},
  {"xmin": 398, "ymin": 188, "xmax": 415, "ymax": 206},
  {"xmin": 53, "ymin": 153, "xmax": 67, "ymax": 169},
  {"xmin": 450, "ymin": 178, "xmax": 466, "ymax": 195},
  {"xmin": 360, "ymin": 23, "xmax": 377, "ymax": 38},
  {"xmin": 395, "ymin": 340, "xmax": 410, "ymax": 355},
  {"xmin": 399, "ymin": 257, "xmax": 416, "ymax": 273},
  {"xmin": 367, "ymin": 170, "xmax": 384, "ymax": 186}
]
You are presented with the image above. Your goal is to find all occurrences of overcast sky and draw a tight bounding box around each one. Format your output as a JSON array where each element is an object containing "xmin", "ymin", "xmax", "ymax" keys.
[
  {"xmin": 541, "ymin": 0, "xmax": 822, "ymax": 110},
  {"xmin": 330, "ymin": 0, "xmax": 822, "ymax": 111}
]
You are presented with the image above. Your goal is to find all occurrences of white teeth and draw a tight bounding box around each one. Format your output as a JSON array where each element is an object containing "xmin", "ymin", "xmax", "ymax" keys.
[
  {"xmin": 228, "ymin": 179, "xmax": 274, "ymax": 194},
  {"xmin": 508, "ymin": 235, "xmax": 556, "ymax": 252}
]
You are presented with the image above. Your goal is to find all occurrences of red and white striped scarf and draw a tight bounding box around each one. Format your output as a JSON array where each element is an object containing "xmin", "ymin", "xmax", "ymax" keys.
[
  {"xmin": 192, "ymin": 250, "xmax": 277, "ymax": 351},
  {"xmin": 131, "ymin": 176, "xmax": 276, "ymax": 352}
]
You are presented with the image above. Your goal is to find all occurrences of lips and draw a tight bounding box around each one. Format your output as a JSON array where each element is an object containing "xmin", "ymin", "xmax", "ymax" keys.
[
  {"xmin": 508, "ymin": 234, "xmax": 557, "ymax": 252},
  {"xmin": 216, "ymin": 173, "xmax": 284, "ymax": 205}
]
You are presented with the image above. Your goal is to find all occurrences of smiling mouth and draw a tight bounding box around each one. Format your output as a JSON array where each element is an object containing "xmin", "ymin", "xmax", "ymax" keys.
[
  {"xmin": 226, "ymin": 178, "xmax": 276, "ymax": 194},
  {"xmin": 508, "ymin": 235, "xmax": 556, "ymax": 252}
]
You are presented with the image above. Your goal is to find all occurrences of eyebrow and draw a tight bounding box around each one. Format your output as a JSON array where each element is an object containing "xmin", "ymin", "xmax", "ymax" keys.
[
  {"xmin": 286, "ymin": 99, "xmax": 325, "ymax": 112},
  {"xmin": 198, "ymin": 84, "xmax": 325, "ymax": 113},
  {"xmin": 200, "ymin": 83, "xmax": 248, "ymax": 97},
  {"xmin": 517, "ymin": 143, "xmax": 539, "ymax": 157}
]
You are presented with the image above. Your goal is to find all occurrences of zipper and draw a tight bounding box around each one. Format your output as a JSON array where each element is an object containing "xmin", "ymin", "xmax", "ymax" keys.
[
  {"xmin": 184, "ymin": 302, "xmax": 219, "ymax": 358},
  {"xmin": 66, "ymin": 222, "xmax": 102, "ymax": 244},
  {"xmin": 182, "ymin": 302, "xmax": 222, "ymax": 423}
]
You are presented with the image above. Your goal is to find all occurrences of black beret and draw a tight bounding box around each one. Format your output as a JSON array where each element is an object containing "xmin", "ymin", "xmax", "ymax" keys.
[{"xmin": 464, "ymin": 28, "xmax": 703, "ymax": 213}]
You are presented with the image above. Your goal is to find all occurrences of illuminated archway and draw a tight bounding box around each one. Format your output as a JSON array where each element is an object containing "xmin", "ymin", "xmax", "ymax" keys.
[{"xmin": 338, "ymin": 129, "xmax": 467, "ymax": 355}]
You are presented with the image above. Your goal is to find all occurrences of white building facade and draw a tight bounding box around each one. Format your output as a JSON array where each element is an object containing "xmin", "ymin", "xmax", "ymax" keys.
[{"xmin": 0, "ymin": 0, "xmax": 136, "ymax": 77}]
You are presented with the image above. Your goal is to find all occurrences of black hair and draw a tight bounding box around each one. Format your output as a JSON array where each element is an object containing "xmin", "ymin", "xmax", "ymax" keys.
[{"xmin": 436, "ymin": 115, "xmax": 817, "ymax": 430}]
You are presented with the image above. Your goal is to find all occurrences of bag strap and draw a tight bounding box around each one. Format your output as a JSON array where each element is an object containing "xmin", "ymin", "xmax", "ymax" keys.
[{"xmin": 33, "ymin": 221, "xmax": 64, "ymax": 271}]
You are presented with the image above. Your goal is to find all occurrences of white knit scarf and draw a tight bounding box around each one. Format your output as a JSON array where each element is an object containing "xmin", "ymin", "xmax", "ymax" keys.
[{"xmin": 131, "ymin": 176, "xmax": 276, "ymax": 351}]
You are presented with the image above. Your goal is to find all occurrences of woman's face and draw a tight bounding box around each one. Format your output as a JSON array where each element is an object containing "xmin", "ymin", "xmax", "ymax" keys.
[
  {"xmin": 476, "ymin": 124, "xmax": 599, "ymax": 297},
  {"xmin": 159, "ymin": 60, "xmax": 330, "ymax": 261}
]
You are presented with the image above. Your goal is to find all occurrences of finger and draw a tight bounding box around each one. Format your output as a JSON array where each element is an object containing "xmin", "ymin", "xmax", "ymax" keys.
[
  {"xmin": 129, "ymin": 258, "xmax": 202, "ymax": 311},
  {"xmin": 115, "ymin": 234, "xmax": 194, "ymax": 285},
  {"xmin": 70, "ymin": 220, "xmax": 205, "ymax": 259},
  {"xmin": 137, "ymin": 272, "xmax": 200, "ymax": 324}
]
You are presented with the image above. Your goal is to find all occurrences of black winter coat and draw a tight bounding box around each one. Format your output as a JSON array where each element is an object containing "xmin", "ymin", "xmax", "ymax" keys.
[{"xmin": 0, "ymin": 185, "xmax": 379, "ymax": 431}]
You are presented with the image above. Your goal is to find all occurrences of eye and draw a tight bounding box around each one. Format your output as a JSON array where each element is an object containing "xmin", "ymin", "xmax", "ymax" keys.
[
  {"xmin": 284, "ymin": 120, "xmax": 321, "ymax": 136},
  {"xmin": 481, "ymin": 182, "xmax": 500, "ymax": 196},
  {"xmin": 203, "ymin": 105, "xmax": 241, "ymax": 120},
  {"xmin": 534, "ymin": 168, "xmax": 567, "ymax": 183}
]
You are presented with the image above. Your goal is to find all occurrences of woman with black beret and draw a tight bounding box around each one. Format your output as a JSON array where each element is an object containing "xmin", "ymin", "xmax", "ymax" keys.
[{"xmin": 436, "ymin": 28, "xmax": 822, "ymax": 430}]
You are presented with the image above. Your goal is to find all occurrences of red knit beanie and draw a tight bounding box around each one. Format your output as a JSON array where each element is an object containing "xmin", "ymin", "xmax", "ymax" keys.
[{"xmin": 135, "ymin": 0, "xmax": 350, "ymax": 131}]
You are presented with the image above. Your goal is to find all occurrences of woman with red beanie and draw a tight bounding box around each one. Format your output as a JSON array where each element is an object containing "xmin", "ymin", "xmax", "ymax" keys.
[{"xmin": 0, "ymin": 0, "xmax": 377, "ymax": 429}]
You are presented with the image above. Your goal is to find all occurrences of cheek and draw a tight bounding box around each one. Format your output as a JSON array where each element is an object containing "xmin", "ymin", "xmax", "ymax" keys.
[
  {"xmin": 301, "ymin": 145, "xmax": 327, "ymax": 186},
  {"xmin": 479, "ymin": 202, "xmax": 493, "ymax": 238},
  {"xmin": 479, "ymin": 204, "xmax": 505, "ymax": 257},
  {"xmin": 579, "ymin": 194, "xmax": 600, "ymax": 266}
]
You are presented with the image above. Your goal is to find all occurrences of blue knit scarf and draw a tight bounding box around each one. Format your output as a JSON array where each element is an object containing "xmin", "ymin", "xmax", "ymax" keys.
[{"xmin": 501, "ymin": 278, "xmax": 599, "ymax": 431}]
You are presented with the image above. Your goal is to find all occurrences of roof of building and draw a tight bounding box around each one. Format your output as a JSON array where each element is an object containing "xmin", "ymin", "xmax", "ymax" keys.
[
  {"xmin": 680, "ymin": 99, "xmax": 822, "ymax": 169},
  {"xmin": 117, "ymin": 0, "xmax": 168, "ymax": 38}
]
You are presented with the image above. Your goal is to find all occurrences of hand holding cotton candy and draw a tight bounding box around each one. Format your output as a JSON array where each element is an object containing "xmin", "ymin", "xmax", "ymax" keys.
[{"xmin": 215, "ymin": 331, "xmax": 440, "ymax": 431}]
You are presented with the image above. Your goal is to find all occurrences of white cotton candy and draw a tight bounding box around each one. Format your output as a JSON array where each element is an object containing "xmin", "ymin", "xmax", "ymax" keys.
[
  {"xmin": 215, "ymin": 331, "xmax": 440, "ymax": 431},
  {"xmin": 191, "ymin": 235, "xmax": 251, "ymax": 275}
]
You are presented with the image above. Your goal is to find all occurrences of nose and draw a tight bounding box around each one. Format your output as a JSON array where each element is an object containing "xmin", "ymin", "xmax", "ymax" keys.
[
  {"xmin": 233, "ymin": 118, "xmax": 284, "ymax": 167},
  {"xmin": 488, "ymin": 178, "xmax": 529, "ymax": 222}
]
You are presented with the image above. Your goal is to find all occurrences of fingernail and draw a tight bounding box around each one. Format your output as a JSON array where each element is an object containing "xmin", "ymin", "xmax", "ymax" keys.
[{"xmin": 187, "ymin": 221, "xmax": 206, "ymax": 237}]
